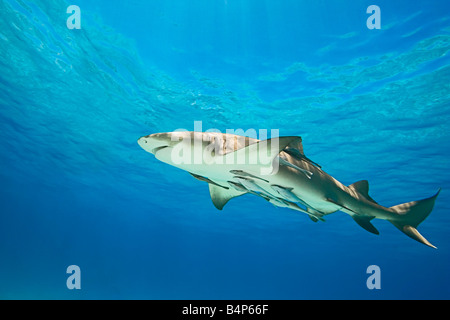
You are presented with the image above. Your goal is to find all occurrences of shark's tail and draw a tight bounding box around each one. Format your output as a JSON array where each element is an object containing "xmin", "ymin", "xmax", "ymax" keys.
[{"xmin": 388, "ymin": 189, "xmax": 440, "ymax": 249}]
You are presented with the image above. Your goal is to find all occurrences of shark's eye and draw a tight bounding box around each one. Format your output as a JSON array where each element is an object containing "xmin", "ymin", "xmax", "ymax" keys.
[{"xmin": 144, "ymin": 140, "xmax": 147, "ymax": 143}]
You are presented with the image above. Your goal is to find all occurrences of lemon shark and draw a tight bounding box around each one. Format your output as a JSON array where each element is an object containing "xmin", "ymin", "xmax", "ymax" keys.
[{"xmin": 138, "ymin": 131, "xmax": 440, "ymax": 248}]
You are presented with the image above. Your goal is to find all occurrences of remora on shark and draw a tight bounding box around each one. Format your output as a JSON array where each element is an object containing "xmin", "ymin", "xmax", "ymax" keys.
[{"xmin": 138, "ymin": 131, "xmax": 440, "ymax": 248}]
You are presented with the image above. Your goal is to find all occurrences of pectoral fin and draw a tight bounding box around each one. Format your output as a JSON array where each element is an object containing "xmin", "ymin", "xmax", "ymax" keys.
[{"xmin": 209, "ymin": 183, "xmax": 247, "ymax": 210}]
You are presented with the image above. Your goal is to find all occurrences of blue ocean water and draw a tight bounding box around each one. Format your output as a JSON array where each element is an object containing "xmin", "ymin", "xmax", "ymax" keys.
[{"xmin": 0, "ymin": 0, "xmax": 449, "ymax": 299}]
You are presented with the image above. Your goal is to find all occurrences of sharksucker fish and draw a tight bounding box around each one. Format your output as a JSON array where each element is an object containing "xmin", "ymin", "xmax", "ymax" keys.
[{"xmin": 138, "ymin": 131, "xmax": 440, "ymax": 249}]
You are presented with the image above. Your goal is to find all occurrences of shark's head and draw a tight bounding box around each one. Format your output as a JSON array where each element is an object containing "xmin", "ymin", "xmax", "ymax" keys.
[
  {"xmin": 138, "ymin": 131, "xmax": 200, "ymax": 166},
  {"xmin": 139, "ymin": 131, "xmax": 229, "ymax": 178},
  {"xmin": 138, "ymin": 131, "xmax": 293, "ymax": 177},
  {"xmin": 138, "ymin": 132, "xmax": 175, "ymax": 155}
]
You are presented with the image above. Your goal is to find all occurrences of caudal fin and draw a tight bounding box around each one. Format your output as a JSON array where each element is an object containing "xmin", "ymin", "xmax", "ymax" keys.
[{"xmin": 389, "ymin": 189, "xmax": 440, "ymax": 249}]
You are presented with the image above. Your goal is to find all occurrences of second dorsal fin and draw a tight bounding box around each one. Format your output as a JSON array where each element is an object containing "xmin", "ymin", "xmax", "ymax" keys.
[{"xmin": 348, "ymin": 180, "xmax": 378, "ymax": 204}]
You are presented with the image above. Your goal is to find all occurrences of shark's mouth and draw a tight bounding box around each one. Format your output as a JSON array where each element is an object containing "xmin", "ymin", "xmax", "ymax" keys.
[{"xmin": 151, "ymin": 145, "xmax": 169, "ymax": 154}]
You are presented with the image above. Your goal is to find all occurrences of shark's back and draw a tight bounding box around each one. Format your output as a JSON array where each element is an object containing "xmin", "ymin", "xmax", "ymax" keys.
[{"xmin": 189, "ymin": 131, "xmax": 260, "ymax": 155}]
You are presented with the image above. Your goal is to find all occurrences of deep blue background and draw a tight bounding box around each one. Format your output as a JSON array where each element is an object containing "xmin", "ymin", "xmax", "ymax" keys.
[{"xmin": 0, "ymin": 0, "xmax": 449, "ymax": 299}]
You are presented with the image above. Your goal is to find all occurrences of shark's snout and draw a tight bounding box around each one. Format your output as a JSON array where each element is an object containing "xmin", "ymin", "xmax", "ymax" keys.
[
  {"xmin": 138, "ymin": 135, "xmax": 163, "ymax": 154},
  {"xmin": 138, "ymin": 132, "xmax": 176, "ymax": 154}
]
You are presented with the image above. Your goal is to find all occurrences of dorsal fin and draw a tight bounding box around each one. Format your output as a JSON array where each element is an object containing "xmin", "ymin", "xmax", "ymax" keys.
[
  {"xmin": 221, "ymin": 136, "xmax": 301, "ymax": 174},
  {"xmin": 287, "ymin": 136, "xmax": 305, "ymax": 155},
  {"xmin": 208, "ymin": 183, "xmax": 247, "ymax": 210},
  {"xmin": 348, "ymin": 180, "xmax": 378, "ymax": 204}
]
